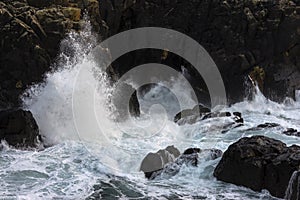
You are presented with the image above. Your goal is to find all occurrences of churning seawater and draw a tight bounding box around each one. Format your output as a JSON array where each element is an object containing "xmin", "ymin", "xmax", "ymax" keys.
[{"xmin": 1, "ymin": 22, "xmax": 300, "ymax": 200}]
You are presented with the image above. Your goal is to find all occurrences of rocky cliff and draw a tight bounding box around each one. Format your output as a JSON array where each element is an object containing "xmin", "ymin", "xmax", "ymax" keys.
[
  {"xmin": 100, "ymin": 0, "xmax": 300, "ymax": 104},
  {"xmin": 0, "ymin": 0, "xmax": 106, "ymax": 109},
  {"xmin": 0, "ymin": 0, "xmax": 299, "ymax": 109}
]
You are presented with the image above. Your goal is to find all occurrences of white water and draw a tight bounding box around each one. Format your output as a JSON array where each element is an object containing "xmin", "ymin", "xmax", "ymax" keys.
[
  {"xmin": 1, "ymin": 22, "xmax": 300, "ymax": 199},
  {"xmin": 285, "ymin": 171, "xmax": 300, "ymax": 200}
]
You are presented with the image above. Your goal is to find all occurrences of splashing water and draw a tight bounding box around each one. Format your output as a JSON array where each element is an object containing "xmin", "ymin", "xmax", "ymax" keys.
[
  {"xmin": 1, "ymin": 21, "xmax": 300, "ymax": 199},
  {"xmin": 285, "ymin": 171, "xmax": 300, "ymax": 200}
]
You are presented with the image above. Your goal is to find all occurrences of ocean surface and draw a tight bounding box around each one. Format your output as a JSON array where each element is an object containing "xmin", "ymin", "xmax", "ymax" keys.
[{"xmin": 1, "ymin": 23, "xmax": 299, "ymax": 200}]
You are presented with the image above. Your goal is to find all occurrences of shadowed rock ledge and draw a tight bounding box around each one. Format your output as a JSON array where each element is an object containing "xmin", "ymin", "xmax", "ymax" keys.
[
  {"xmin": 214, "ymin": 135, "xmax": 300, "ymax": 199},
  {"xmin": 0, "ymin": 109, "xmax": 42, "ymax": 148}
]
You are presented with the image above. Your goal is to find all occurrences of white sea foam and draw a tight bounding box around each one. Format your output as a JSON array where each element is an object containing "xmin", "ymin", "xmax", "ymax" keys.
[{"xmin": 3, "ymin": 20, "xmax": 299, "ymax": 199}]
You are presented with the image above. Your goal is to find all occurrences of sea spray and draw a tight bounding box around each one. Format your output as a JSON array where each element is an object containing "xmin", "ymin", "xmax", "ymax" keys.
[
  {"xmin": 22, "ymin": 19, "xmax": 115, "ymax": 145},
  {"xmin": 13, "ymin": 18, "xmax": 300, "ymax": 199},
  {"xmin": 285, "ymin": 170, "xmax": 300, "ymax": 200}
]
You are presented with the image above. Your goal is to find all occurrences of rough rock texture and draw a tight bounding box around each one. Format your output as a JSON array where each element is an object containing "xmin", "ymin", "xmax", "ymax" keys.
[
  {"xmin": 248, "ymin": 123, "xmax": 300, "ymax": 137},
  {"xmin": 214, "ymin": 135, "xmax": 300, "ymax": 199},
  {"xmin": 285, "ymin": 170, "xmax": 300, "ymax": 200},
  {"xmin": 174, "ymin": 104, "xmax": 211, "ymax": 124},
  {"xmin": 0, "ymin": 109, "xmax": 41, "ymax": 148},
  {"xmin": 140, "ymin": 145, "xmax": 180, "ymax": 178},
  {"xmin": 141, "ymin": 146, "xmax": 222, "ymax": 180},
  {"xmin": 100, "ymin": 0, "xmax": 300, "ymax": 104},
  {"xmin": 283, "ymin": 128, "xmax": 300, "ymax": 137},
  {"xmin": 1, "ymin": 0, "xmax": 299, "ymax": 113},
  {"xmin": 174, "ymin": 108, "xmax": 244, "ymax": 131},
  {"xmin": 0, "ymin": 0, "xmax": 106, "ymax": 109}
]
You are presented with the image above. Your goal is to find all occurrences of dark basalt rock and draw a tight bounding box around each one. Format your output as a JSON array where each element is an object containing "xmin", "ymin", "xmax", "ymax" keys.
[
  {"xmin": 112, "ymin": 82, "xmax": 140, "ymax": 119},
  {"xmin": 0, "ymin": 109, "xmax": 42, "ymax": 148},
  {"xmin": 102, "ymin": 0, "xmax": 300, "ymax": 104},
  {"xmin": 202, "ymin": 112, "xmax": 231, "ymax": 120},
  {"xmin": 183, "ymin": 147, "xmax": 201, "ymax": 155},
  {"xmin": 140, "ymin": 145, "xmax": 181, "ymax": 179},
  {"xmin": 283, "ymin": 128, "xmax": 300, "ymax": 137},
  {"xmin": 257, "ymin": 122, "xmax": 281, "ymax": 128},
  {"xmin": 141, "ymin": 146, "xmax": 222, "ymax": 180},
  {"xmin": 245, "ymin": 122, "xmax": 282, "ymax": 132},
  {"xmin": 214, "ymin": 135, "xmax": 300, "ymax": 199},
  {"xmin": 174, "ymin": 104, "xmax": 210, "ymax": 124},
  {"xmin": 248, "ymin": 123, "xmax": 300, "ymax": 138},
  {"xmin": 0, "ymin": 0, "xmax": 106, "ymax": 110},
  {"xmin": 175, "ymin": 109, "xmax": 244, "ymax": 132}
]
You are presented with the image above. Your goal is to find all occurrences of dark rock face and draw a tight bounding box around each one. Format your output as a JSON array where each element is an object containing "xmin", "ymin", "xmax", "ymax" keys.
[
  {"xmin": 248, "ymin": 123, "xmax": 300, "ymax": 137},
  {"xmin": 214, "ymin": 135, "xmax": 300, "ymax": 199},
  {"xmin": 1, "ymin": 0, "xmax": 299, "ymax": 116},
  {"xmin": 0, "ymin": 0, "xmax": 106, "ymax": 109},
  {"xmin": 112, "ymin": 82, "xmax": 140, "ymax": 119},
  {"xmin": 257, "ymin": 122, "xmax": 281, "ymax": 128},
  {"xmin": 174, "ymin": 108, "xmax": 244, "ymax": 132},
  {"xmin": 283, "ymin": 128, "xmax": 300, "ymax": 137},
  {"xmin": 141, "ymin": 146, "xmax": 222, "ymax": 180},
  {"xmin": 140, "ymin": 145, "xmax": 180, "ymax": 179},
  {"xmin": 0, "ymin": 109, "xmax": 42, "ymax": 148},
  {"xmin": 0, "ymin": 0, "xmax": 141, "ymax": 118},
  {"xmin": 101, "ymin": 0, "xmax": 300, "ymax": 104},
  {"xmin": 285, "ymin": 170, "xmax": 300, "ymax": 200},
  {"xmin": 174, "ymin": 104, "xmax": 210, "ymax": 124}
]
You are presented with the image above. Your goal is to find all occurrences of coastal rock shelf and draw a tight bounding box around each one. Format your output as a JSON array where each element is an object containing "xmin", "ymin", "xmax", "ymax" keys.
[
  {"xmin": 0, "ymin": 109, "xmax": 42, "ymax": 148},
  {"xmin": 214, "ymin": 135, "xmax": 300, "ymax": 199},
  {"xmin": 0, "ymin": 0, "xmax": 104, "ymax": 109}
]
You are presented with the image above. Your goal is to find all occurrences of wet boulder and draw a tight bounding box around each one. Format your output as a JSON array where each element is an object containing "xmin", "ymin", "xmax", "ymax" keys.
[
  {"xmin": 174, "ymin": 104, "xmax": 210, "ymax": 125},
  {"xmin": 257, "ymin": 123, "xmax": 281, "ymax": 128},
  {"xmin": 214, "ymin": 135, "xmax": 300, "ymax": 199},
  {"xmin": 0, "ymin": 109, "xmax": 42, "ymax": 148},
  {"xmin": 141, "ymin": 146, "xmax": 222, "ymax": 180},
  {"xmin": 140, "ymin": 145, "xmax": 180, "ymax": 179},
  {"xmin": 283, "ymin": 128, "xmax": 300, "ymax": 137},
  {"xmin": 175, "ymin": 108, "xmax": 244, "ymax": 134},
  {"xmin": 248, "ymin": 123, "xmax": 300, "ymax": 138}
]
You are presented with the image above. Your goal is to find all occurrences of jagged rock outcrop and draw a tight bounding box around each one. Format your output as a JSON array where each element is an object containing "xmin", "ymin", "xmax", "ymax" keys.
[
  {"xmin": 283, "ymin": 128, "xmax": 300, "ymax": 137},
  {"xmin": 0, "ymin": 109, "xmax": 42, "ymax": 148},
  {"xmin": 214, "ymin": 135, "xmax": 300, "ymax": 199},
  {"xmin": 1, "ymin": 0, "xmax": 299, "ymax": 113},
  {"xmin": 100, "ymin": 0, "xmax": 300, "ymax": 104},
  {"xmin": 173, "ymin": 104, "xmax": 211, "ymax": 124},
  {"xmin": 0, "ymin": 0, "xmax": 106, "ymax": 109},
  {"xmin": 248, "ymin": 123, "xmax": 300, "ymax": 137},
  {"xmin": 140, "ymin": 145, "xmax": 180, "ymax": 179},
  {"xmin": 140, "ymin": 146, "xmax": 222, "ymax": 180},
  {"xmin": 174, "ymin": 107, "xmax": 244, "ymax": 132}
]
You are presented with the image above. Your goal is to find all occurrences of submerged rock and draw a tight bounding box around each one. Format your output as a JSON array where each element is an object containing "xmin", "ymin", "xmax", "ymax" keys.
[
  {"xmin": 283, "ymin": 128, "xmax": 300, "ymax": 137},
  {"xmin": 174, "ymin": 104, "xmax": 210, "ymax": 124},
  {"xmin": 214, "ymin": 135, "xmax": 300, "ymax": 199},
  {"xmin": 141, "ymin": 146, "xmax": 222, "ymax": 180},
  {"xmin": 175, "ymin": 108, "xmax": 244, "ymax": 133},
  {"xmin": 257, "ymin": 122, "xmax": 281, "ymax": 128},
  {"xmin": 0, "ymin": 109, "xmax": 42, "ymax": 148},
  {"xmin": 249, "ymin": 123, "xmax": 300, "ymax": 137}
]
